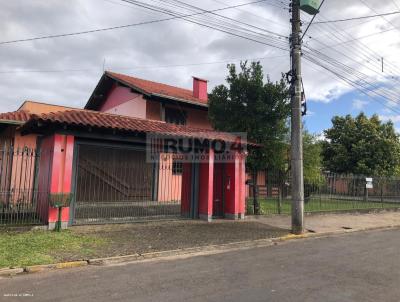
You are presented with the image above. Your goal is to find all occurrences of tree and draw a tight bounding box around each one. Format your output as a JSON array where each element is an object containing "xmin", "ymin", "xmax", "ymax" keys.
[
  {"xmin": 303, "ymin": 130, "xmax": 323, "ymax": 201},
  {"xmin": 208, "ymin": 61, "xmax": 290, "ymax": 214},
  {"xmin": 303, "ymin": 131, "xmax": 323, "ymax": 184},
  {"xmin": 322, "ymin": 113, "xmax": 400, "ymax": 176}
]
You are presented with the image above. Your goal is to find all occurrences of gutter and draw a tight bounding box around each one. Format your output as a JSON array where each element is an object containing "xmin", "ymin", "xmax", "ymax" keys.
[{"xmin": 0, "ymin": 119, "xmax": 25, "ymax": 126}]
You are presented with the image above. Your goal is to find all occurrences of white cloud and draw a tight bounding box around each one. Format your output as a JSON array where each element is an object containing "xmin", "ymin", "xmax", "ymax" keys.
[
  {"xmin": 378, "ymin": 115, "xmax": 400, "ymax": 123},
  {"xmin": 0, "ymin": 0, "xmax": 399, "ymax": 113},
  {"xmin": 352, "ymin": 99, "xmax": 369, "ymax": 110}
]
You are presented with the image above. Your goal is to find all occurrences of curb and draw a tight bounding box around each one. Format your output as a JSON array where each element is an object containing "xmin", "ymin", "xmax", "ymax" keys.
[
  {"xmin": 24, "ymin": 261, "xmax": 88, "ymax": 273},
  {"xmin": 1, "ymin": 225, "xmax": 399, "ymax": 278}
]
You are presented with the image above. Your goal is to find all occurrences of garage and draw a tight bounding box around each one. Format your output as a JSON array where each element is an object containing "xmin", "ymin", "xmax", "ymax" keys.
[{"xmin": 70, "ymin": 143, "xmax": 182, "ymax": 225}]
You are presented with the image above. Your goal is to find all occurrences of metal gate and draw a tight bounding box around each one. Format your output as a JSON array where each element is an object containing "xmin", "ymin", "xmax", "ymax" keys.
[
  {"xmin": 72, "ymin": 143, "xmax": 183, "ymax": 224},
  {"xmin": 0, "ymin": 145, "xmax": 46, "ymax": 226}
]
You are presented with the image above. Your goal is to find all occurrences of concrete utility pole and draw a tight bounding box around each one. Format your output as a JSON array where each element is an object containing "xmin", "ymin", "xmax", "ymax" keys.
[{"xmin": 290, "ymin": 0, "xmax": 304, "ymax": 235}]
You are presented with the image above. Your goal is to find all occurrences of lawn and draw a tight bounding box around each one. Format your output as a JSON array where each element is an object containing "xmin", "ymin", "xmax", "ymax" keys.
[
  {"xmin": 0, "ymin": 230, "xmax": 106, "ymax": 269},
  {"xmin": 0, "ymin": 220, "xmax": 287, "ymax": 269},
  {"xmin": 247, "ymin": 197, "xmax": 400, "ymax": 215}
]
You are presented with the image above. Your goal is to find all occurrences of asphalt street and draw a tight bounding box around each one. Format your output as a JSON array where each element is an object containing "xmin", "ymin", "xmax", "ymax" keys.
[{"xmin": 1, "ymin": 229, "xmax": 400, "ymax": 302}]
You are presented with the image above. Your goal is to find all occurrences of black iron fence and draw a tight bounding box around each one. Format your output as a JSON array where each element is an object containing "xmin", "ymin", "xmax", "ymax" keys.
[
  {"xmin": 0, "ymin": 145, "xmax": 48, "ymax": 226},
  {"xmin": 247, "ymin": 171, "xmax": 400, "ymax": 215}
]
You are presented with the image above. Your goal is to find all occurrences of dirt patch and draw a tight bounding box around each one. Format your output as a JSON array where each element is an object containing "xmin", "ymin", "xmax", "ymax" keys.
[{"xmin": 69, "ymin": 219, "xmax": 288, "ymax": 260}]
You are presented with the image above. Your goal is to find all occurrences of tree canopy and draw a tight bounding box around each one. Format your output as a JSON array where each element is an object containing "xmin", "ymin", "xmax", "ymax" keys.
[
  {"xmin": 303, "ymin": 131, "xmax": 323, "ymax": 184},
  {"xmin": 208, "ymin": 61, "xmax": 290, "ymax": 172},
  {"xmin": 321, "ymin": 113, "xmax": 400, "ymax": 176}
]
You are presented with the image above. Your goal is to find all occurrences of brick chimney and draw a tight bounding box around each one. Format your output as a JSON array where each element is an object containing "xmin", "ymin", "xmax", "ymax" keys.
[{"xmin": 193, "ymin": 77, "xmax": 208, "ymax": 102}]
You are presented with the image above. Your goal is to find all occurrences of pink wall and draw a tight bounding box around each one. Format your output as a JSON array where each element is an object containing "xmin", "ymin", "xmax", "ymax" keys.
[
  {"xmin": 99, "ymin": 84, "xmax": 211, "ymax": 129},
  {"xmin": 157, "ymin": 155, "xmax": 182, "ymax": 202},
  {"xmin": 100, "ymin": 85, "xmax": 147, "ymax": 119},
  {"xmin": 9, "ymin": 132, "xmax": 38, "ymax": 203},
  {"xmin": 36, "ymin": 134, "xmax": 74, "ymax": 226},
  {"xmin": 224, "ymin": 152, "xmax": 246, "ymax": 218}
]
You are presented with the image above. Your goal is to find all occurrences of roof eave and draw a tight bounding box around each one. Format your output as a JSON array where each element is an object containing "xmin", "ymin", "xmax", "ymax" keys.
[
  {"xmin": 0, "ymin": 119, "xmax": 25, "ymax": 126},
  {"xmin": 151, "ymin": 93, "xmax": 208, "ymax": 108}
]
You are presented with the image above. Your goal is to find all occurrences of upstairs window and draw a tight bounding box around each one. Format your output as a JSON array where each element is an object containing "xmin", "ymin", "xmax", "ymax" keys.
[
  {"xmin": 172, "ymin": 161, "xmax": 183, "ymax": 175},
  {"xmin": 165, "ymin": 107, "xmax": 187, "ymax": 125}
]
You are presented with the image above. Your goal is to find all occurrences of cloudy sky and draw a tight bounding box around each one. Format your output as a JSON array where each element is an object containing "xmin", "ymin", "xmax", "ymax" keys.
[{"xmin": 1, "ymin": 0, "xmax": 400, "ymax": 134}]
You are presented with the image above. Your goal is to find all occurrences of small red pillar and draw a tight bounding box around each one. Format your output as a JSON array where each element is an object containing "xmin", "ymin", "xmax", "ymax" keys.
[
  {"xmin": 37, "ymin": 134, "xmax": 75, "ymax": 229},
  {"xmin": 224, "ymin": 151, "xmax": 246, "ymax": 219},
  {"xmin": 181, "ymin": 162, "xmax": 192, "ymax": 217},
  {"xmin": 198, "ymin": 149, "xmax": 214, "ymax": 221}
]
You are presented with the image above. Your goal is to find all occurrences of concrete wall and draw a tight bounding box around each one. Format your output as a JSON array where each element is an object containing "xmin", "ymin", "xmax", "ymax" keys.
[{"xmin": 99, "ymin": 85, "xmax": 147, "ymax": 118}]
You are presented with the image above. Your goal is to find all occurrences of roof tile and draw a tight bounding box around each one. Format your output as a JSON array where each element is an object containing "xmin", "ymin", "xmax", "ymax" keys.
[
  {"xmin": 0, "ymin": 110, "xmax": 32, "ymax": 123},
  {"xmin": 106, "ymin": 71, "xmax": 208, "ymax": 105},
  {"xmin": 27, "ymin": 110, "xmax": 249, "ymax": 144}
]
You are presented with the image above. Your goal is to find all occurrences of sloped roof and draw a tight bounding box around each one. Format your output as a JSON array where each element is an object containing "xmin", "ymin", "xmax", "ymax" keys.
[
  {"xmin": 22, "ymin": 109, "xmax": 251, "ymax": 145},
  {"xmin": 0, "ymin": 110, "xmax": 32, "ymax": 124},
  {"xmin": 18, "ymin": 100, "xmax": 78, "ymax": 114},
  {"xmin": 85, "ymin": 71, "xmax": 208, "ymax": 109}
]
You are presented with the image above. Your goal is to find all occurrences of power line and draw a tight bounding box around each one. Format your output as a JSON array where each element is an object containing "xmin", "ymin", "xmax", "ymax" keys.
[
  {"xmin": 0, "ymin": 54, "xmax": 288, "ymax": 74},
  {"xmin": 0, "ymin": 0, "xmax": 275, "ymax": 45},
  {"xmin": 358, "ymin": 0, "xmax": 400, "ymax": 34},
  {"xmin": 304, "ymin": 9, "xmax": 400, "ymax": 85},
  {"xmin": 303, "ymin": 48, "xmax": 400, "ymax": 110},
  {"xmin": 116, "ymin": 0, "xmax": 289, "ymax": 50},
  {"xmin": 301, "ymin": 0, "xmax": 326, "ymax": 39},
  {"xmin": 304, "ymin": 54, "xmax": 400, "ymax": 115},
  {"xmin": 161, "ymin": 0, "xmax": 288, "ymax": 38},
  {"xmin": 311, "ymin": 10, "xmax": 400, "ymax": 24},
  {"xmin": 209, "ymin": 0, "xmax": 290, "ymax": 31}
]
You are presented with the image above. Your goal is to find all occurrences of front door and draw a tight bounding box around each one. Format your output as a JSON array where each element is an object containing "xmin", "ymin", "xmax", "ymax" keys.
[{"xmin": 213, "ymin": 163, "xmax": 225, "ymax": 217}]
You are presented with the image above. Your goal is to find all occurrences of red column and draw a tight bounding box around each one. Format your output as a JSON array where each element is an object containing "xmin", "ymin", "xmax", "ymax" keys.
[
  {"xmin": 37, "ymin": 134, "xmax": 75, "ymax": 229},
  {"xmin": 198, "ymin": 149, "xmax": 214, "ymax": 221},
  {"xmin": 181, "ymin": 162, "xmax": 192, "ymax": 217},
  {"xmin": 224, "ymin": 151, "xmax": 246, "ymax": 219},
  {"xmin": 238, "ymin": 153, "xmax": 247, "ymax": 219}
]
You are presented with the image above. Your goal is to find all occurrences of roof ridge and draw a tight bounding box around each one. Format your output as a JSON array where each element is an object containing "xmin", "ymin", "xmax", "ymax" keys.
[
  {"xmin": 106, "ymin": 71, "xmax": 194, "ymax": 94},
  {"xmin": 17, "ymin": 100, "xmax": 80, "ymax": 111}
]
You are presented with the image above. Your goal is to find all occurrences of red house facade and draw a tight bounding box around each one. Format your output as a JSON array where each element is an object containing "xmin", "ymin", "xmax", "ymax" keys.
[{"xmin": 0, "ymin": 72, "xmax": 249, "ymax": 228}]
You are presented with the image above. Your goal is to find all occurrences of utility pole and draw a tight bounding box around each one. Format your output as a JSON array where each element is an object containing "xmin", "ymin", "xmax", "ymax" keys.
[{"xmin": 290, "ymin": 0, "xmax": 304, "ymax": 235}]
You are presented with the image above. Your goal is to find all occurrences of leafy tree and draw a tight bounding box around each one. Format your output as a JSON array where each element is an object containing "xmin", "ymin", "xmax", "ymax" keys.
[
  {"xmin": 303, "ymin": 131, "xmax": 323, "ymax": 184},
  {"xmin": 322, "ymin": 113, "xmax": 400, "ymax": 176},
  {"xmin": 208, "ymin": 62, "xmax": 290, "ymax": 214},
  {"xmin": 302, "ymin": 130, "xmax": 323, "ymax": 202}
]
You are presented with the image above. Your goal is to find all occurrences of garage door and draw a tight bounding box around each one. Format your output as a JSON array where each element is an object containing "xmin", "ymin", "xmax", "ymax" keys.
[{"xmin": 71, "ymin": 144, "xmax": 182, "ymax": 225}]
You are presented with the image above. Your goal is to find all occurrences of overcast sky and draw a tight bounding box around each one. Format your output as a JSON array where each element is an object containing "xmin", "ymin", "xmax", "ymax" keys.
[{"xmin": 1, "ymin": 0, "xmax": 399, "ymax": 133}]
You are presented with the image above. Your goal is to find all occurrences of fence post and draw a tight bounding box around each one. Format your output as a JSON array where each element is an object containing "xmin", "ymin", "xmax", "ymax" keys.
[{"xmin": 278, "ymin": 185, "xmax": 282, "ymax": 215}]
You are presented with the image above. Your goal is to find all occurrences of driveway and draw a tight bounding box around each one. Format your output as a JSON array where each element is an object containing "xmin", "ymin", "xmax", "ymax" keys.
[{"xmin": 1, "ymin": 228, "xmax": 400, "ymax": 302}]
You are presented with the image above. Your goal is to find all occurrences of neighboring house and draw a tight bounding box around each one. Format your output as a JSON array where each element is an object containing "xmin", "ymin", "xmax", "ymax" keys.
[{"xmin": 0, "ymin": 72, "xmax": 248, "ymax": 228}]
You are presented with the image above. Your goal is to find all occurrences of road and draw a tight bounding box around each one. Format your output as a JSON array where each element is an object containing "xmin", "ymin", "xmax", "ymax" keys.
[{"xmin": 1, "ymin": 229, "xmax": 400, "ymax": 302}]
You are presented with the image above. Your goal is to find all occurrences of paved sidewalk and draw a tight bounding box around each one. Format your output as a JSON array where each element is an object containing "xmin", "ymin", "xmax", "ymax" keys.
[{"xmin": 249, "ymin": 211, "xmax": 400, "ymax": 233}]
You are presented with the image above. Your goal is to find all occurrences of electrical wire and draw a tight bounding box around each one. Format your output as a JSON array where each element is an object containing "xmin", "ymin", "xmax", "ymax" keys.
[
  {"xmin": 0, "ymin": 0, "xmax": 276, "ymax": 46},
  {"xmin": 310, "ymin": 10, "xmax": 400, "ymax": 24}
]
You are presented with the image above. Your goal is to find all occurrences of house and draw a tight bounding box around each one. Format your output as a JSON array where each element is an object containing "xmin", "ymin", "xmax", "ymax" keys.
[{"xmin": 0, "ymin": 72, "xmax": 249, "ymax": 228}]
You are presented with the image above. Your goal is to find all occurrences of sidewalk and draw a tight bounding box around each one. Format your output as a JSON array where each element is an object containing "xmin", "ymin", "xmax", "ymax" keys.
[
  {"xmin": 249, "ymin": 211, "xmax": 400, "ymax": 233},
  {"xmin": 2, "ymin": 213, "xmax": 400, "ymax": 277}
]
